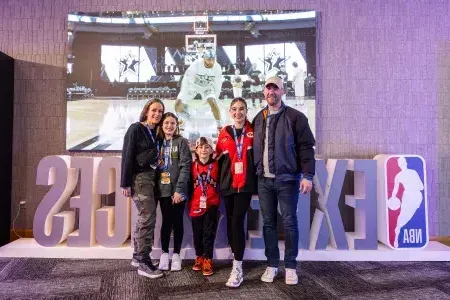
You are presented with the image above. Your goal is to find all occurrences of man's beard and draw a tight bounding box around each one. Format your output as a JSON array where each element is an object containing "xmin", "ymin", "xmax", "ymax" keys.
[{"xmin": 266, "ymin": 96, "xmax": 280, "ymax": 104}]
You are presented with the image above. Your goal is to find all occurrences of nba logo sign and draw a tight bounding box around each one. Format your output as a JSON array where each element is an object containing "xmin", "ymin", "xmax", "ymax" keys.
[{"xmin": 375, "ymin": 155, "xmax": 428, "ymax": 249}]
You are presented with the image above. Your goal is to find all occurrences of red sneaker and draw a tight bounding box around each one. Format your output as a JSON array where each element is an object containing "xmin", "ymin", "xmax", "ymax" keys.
[
  {"xmin": 192, "ymin": 256, "xmax": 204, "ymax": 271},
  {"xmin": 202, "ymin": 258, "xmax": 213, "ymax": 276}
]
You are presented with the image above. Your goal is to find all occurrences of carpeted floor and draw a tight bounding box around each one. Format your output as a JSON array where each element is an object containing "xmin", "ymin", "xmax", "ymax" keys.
[{"xmin": 0, "ymin": 258, "xmax": 450, "ymax": 299}]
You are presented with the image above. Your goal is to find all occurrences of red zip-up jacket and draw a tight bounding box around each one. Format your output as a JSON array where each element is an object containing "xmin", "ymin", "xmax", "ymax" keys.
[
  {"xmin": 189, "ymin": 158, "xmax": 220, "ymax": 217},
  {"xmin": 215, "ymin": 120, "xmax": 256, "ymax": 196}
]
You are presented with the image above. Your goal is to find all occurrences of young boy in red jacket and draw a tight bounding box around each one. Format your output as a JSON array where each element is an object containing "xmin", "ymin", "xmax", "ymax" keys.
[{"xmin": 190, "ymin": 137, "xmax": 220, "ymax": 276}]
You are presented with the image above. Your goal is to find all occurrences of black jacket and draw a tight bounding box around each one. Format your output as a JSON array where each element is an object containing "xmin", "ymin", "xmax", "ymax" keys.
[
  {"xmin": 252, "ymin": 103, "xmax": 315, "ymax": 181},
  {"xmin": 121, "ymin": 122, "xmax": 159, "ymax": 188}
]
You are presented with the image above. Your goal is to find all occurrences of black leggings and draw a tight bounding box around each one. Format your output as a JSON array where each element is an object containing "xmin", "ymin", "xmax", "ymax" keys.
[
  {"xmin": 191, "ymin": 206, "xmax": 219, "ymax": 259},
  {"xmin": 158, "ymin": 197, "xmax": 186, "ymax": 254},
  {"xmin": 223, "ymin": 193, "xmax": 252, "ymax": 261}
]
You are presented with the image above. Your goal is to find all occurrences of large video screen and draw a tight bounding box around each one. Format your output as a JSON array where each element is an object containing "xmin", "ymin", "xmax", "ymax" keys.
[{"xmin": 66, "ymin": 10, "xmax": 317, "ymax": 151}]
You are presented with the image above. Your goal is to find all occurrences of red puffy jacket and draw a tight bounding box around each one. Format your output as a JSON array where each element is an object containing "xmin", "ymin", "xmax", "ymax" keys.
[
  {"xmin": 189, "ymin": 158, "xmax": 220, "ymax": 217},
  {"xmin": 215, "ymin": 120, "xmax": 256, "ymax": 196}
]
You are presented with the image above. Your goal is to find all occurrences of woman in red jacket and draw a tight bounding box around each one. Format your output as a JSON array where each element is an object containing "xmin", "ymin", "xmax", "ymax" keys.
[{"xmin": 216, "ymin": 97, "xmax": 256, "ymax": 288}]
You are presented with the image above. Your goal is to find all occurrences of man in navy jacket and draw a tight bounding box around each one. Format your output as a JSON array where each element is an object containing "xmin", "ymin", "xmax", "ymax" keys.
[{"xmin": 252, "ymin": 76, "xmax": 315, "ymax": 285}]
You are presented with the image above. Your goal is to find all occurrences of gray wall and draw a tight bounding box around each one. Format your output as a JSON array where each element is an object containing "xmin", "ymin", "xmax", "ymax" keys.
[{"xmin": 0, "ymin": 0, "xmax": 447, "ymax": 235}]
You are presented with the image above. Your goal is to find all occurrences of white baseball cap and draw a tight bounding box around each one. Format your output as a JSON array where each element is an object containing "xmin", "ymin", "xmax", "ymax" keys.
[
  {"xmin": 264, "ymin": 76, "xmax": 283, "ymax": 88},
  {"xmin": 195, "ymin": 136, "xmax": 214, "ymax": 149}
]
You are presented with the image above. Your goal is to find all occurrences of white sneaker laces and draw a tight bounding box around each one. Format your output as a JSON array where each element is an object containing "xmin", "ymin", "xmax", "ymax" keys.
[
  {"xmin": 286, "ymin": 269, "xmax": 296, "ymax": 280},
  {"xmin": 264, "ymin": 268, "xmax": 274, "ymax": 277}
]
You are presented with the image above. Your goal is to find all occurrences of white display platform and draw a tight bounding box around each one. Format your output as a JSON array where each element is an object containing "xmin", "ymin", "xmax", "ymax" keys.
[{"xmin": 1, "ymin": 239, "xmax": 450, "ymax": 261}]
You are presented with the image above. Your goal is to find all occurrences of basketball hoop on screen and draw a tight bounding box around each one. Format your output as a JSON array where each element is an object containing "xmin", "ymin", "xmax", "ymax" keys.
[{"xmin": 194, "ymin": 15, "xmax": 209, "ymax": 34}]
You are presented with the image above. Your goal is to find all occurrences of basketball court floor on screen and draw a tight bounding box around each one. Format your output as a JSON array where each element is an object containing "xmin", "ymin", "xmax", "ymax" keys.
[{"xmin": 66, "ymin": 97, "xmax": 316, "ymax": 151}]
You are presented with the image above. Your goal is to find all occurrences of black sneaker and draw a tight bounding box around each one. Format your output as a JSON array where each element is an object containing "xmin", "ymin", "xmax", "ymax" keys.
[
  {"xmin": 132, "ymin": 254, "xmax": 159, "ymax": 268},
  {"xmin": 131, "ymin": 257, "xmax": 139, "ymax": 267},
  {"xmin": 137, "ymin": 260, "xmax": 164, "ymax": 279}
]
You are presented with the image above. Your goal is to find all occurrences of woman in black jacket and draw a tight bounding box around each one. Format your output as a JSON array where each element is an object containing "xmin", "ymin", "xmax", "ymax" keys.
[{"xmin": 120, "ymin": 98, "xmax": 164, "ymax": 279}]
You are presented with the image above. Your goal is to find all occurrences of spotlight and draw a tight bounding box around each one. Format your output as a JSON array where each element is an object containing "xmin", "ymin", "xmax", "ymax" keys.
[
  {"xmin": 250, "ymin": 28, "xmax": 260, "ymax": 38},
  {"xmin": 244, "ymin": 22, "xmax": 255, "ymax": 31},
  {"xmin": 143, "ymin": 24, "xmax": 159, "ymax": 39},
  {"xmin": 143, "ymin": 31, "xmax": 153, "ymax": 39}
]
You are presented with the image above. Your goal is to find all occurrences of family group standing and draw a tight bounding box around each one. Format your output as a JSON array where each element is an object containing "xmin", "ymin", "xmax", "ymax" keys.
[{"xmin": 121, "ymin": 75, "xmax": 315, "ymax": 287}]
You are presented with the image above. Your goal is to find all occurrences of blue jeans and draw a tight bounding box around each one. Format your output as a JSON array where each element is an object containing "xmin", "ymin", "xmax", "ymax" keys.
[{"xmin": 258, "ymin": 177, "xmax": 300, "ymax": 269}]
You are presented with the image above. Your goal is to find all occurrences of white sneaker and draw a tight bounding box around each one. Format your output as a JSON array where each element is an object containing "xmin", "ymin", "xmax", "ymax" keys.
[
  {"xmin": 285, "ymin": 268, "xmax": 298, "ymax": 285},
  {"xmin": 226, "ymin": 260, "xmax": 243, "ymax": 288},
  {"xmin": 171, "ymin": 253, "xmax": 182, "ymax": 271},
  {"xmin": 261, "ymin": 267, "xmax": 278, "ymax": 283},
  {"xmin": 158, "ymin": 253, "xmax": 170, "ymax": 271}
]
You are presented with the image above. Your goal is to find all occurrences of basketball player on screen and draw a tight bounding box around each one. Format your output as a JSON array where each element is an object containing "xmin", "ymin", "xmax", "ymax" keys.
[{"xmin": 174, "ymin": 49, "xmax": 223, "ymax": 131}]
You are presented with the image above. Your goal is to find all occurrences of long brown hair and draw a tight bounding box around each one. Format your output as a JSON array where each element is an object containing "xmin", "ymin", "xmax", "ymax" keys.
[
  {"xmin": 157, "ymin": 112, "xmax": 181, "ymax": 139},
  {"xmin": 139, "ymin": 98, "xmax": 165, "ymax": 122}
]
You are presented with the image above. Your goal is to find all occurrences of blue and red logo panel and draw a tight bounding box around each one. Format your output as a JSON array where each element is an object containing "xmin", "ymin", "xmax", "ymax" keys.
[{"xmin": 386, "ymin": 156, "xmax": 428, "ymax": 249}]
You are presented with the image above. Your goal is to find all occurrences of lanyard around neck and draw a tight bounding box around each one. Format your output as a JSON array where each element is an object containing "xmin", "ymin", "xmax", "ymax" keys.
[
  {"xmin": 232, "ymin": 125, "xmax": 246, "ymax": 160},
  {"xmin": 145, "ymin": 124, "xmax": 156, "ymax": 144},
  {"xmin": 162, "ymin": 139, "xmax": 172, "ymax": 170},
  {"xmin": 196, "ymin": 162, "xmax": 213, "ymax": 197}
]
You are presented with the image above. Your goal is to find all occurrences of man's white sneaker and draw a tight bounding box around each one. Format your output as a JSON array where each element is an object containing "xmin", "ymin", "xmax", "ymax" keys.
[
  {"xmin": 261, "ymin": 267, "xmax": 278, "ymax": 283},
  {"xmin": 171, "ymin": 253, "xmax": 182, "ymax": 271},
  {"xmin": 285, "ymin": 268, "xmax": 298, "ymax": 285},
  {"xmin": 226, "ymin": 260, "xmax": 243, "ymax": 288},
  {"xmin": 158, "ymin": 253, "xmax": 170, "ymax": 271}
]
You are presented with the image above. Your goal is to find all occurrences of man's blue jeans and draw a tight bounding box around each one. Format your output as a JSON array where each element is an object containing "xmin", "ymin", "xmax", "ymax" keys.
[{"xmin": 258, "ymin": 177, "xmax": 300, "ymax": 269}]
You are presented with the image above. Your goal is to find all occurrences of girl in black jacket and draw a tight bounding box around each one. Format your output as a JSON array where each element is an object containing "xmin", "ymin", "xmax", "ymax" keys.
[{"xmin": 120, "ymin": 98, "xmax": 164, "ymax": 279}]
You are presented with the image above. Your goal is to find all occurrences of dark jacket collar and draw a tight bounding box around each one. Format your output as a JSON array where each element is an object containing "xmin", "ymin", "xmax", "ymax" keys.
[{"xmin": 262, "ymin": 101, "xmax": 286, "ymax": 120}]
